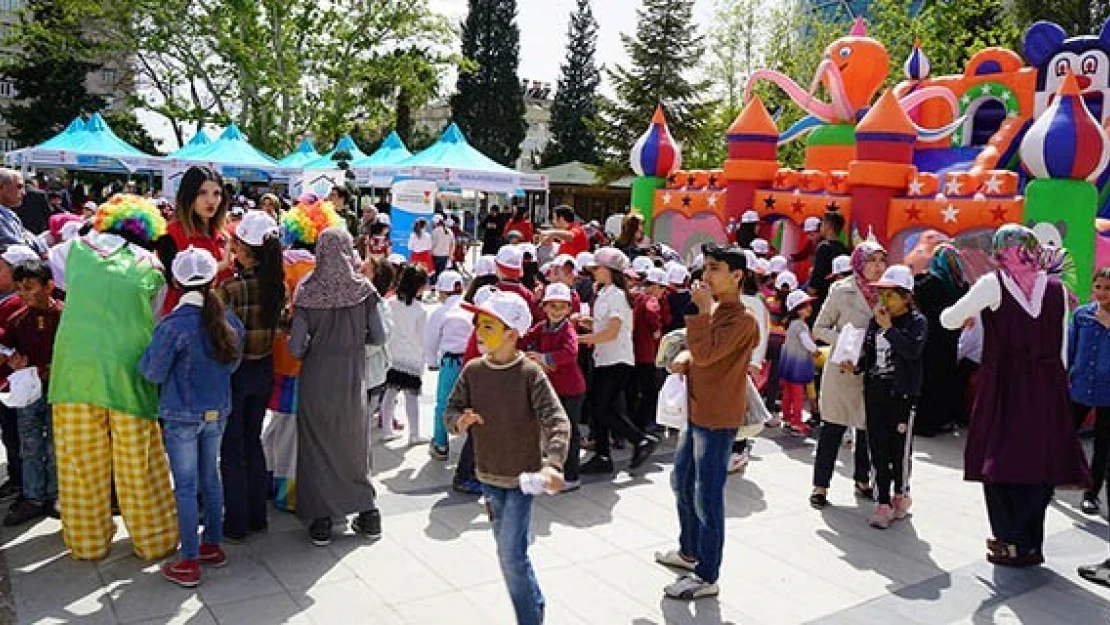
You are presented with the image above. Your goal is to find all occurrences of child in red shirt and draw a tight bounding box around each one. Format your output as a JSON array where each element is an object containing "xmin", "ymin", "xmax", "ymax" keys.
[{"xmin": 632, "ymin": 268, "xmax": 670, "ymax": 432}]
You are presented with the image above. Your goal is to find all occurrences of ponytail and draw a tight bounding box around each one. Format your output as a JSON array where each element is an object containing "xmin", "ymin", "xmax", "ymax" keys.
[
  {"xmin": 198, "ymin": 284, "xmax": 241, "ymax": 363},
  {"xmin": 609, "ymin": 269, "xmax": 635, "ymax": 308},
  {"xmin": 253, "ymin": 234, "xmax": 286, "ymax": 329}
]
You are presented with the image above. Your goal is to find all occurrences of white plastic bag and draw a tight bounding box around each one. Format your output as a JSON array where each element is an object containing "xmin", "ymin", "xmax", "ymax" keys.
[
  {"xmin": 656, "ymin": 373, "xmax": 689, "ymax": 430},
  {"xmin": 830, "ymin": 322, "xmax": 865, "ymax": 366}
]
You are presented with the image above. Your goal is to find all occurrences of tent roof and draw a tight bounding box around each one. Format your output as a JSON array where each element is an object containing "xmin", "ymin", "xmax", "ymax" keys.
[
  {"xmin": 277, "ymin": 138, "xmax": 321, "ymax": 167},
  {"xmin": 34, "ymin": 113, "xmax": 151, "ymax": 157},
  {"xmin": 537, "ymin": 160, "xmax": 634, "ymax": 188},
  {"xmin": 168, "ymin": 131, "xmax": 213, "ymax": 160},
  {"xmin": 352, "ymin": 131, "xmax": 411, "ymax": 167},
  {"xmin": 397, "ymin": 123, "xmax": 516, "ymax": 173},
  {"xmin": 304, "ymin": 134, "xmax": 368, "ymax": 169},
  {"xmin": 37, "ymin": 117, "xmax": 86, "ymax": 149},
  {"xmin": 180, "ymin": 124, "xmax": 279, "ymax": 167}
]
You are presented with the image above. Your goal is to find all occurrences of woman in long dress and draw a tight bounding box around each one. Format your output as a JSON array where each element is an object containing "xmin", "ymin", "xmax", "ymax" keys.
[
  {"xmin": 913, "ymin": 243, "xmax": 970, "ymax": 435},
  {"xmin": 289, "ymin": 227, "xmax": 387, "ymax": 546}
]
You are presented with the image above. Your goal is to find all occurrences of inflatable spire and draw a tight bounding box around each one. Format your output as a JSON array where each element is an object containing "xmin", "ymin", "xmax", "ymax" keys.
[
  {"xmin": 903, "ymin": 40, "xmax": 930, "ymax": 81},
  {"xmin": 1020, "ymin": 72, "xmax": 1110, "ymax": 182},
  {"xmin": 630, "ymin": 105, "xmax": 682, "ymax": 177}
]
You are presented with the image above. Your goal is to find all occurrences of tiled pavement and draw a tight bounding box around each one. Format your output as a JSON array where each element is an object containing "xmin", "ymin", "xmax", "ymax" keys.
[{"xmin": 3, "ymin": 381, "xmax": 1110, "ymax": 624}]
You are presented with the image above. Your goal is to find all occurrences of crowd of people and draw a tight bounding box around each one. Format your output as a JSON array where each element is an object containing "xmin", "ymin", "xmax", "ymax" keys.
[{"xmin": 0, "ymin": 163, "xmax": 1109, "ymax": 622}]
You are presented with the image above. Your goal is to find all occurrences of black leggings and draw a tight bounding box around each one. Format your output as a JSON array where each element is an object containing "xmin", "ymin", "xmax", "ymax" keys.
[
  {"xmin": 589, "ymin": 363, "xmax": 647, "ymax": 458},
  {"xmin": 865, "ymin": 382, "xmax": 915, "ymax": 505},
  {"xmin": 1073, "ymin": 402, "xmax": 1110, "ymax": 497},
  {"xmin": 813, "ymin": 422, "xmax": 870, "ymax": 489}
]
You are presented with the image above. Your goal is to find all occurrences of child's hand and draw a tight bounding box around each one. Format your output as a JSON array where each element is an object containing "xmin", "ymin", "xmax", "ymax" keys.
[
  {"xmin": 8, "ymin": 352, "xmax": 27, "ymax": 370},
  {"xmin": 691, "ymin": 281, "xmax": 713, "ymax": 312},
  {"xmin": 540, "ymin": 466, "xmax": 564, "ymax": 494},
  {"xmin": 457, "ymin": 409, "xmax": 484, "ymax": 433},
  {"xmin": 874, "ymin": 306, "xmax": 892, "ymax": 329}
]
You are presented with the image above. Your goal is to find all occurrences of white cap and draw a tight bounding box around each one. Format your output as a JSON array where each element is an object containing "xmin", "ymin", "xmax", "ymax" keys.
[
  {"xmin": 785, "ymin": 289, "xmax": 816, "ymax": 312},
  {"xmin": 774, "ymin": 270, "xmax": 798, "ymax": 291},
  {"xmin": 433, "ymin": 213, "xmax": 444, "ymax": 223},
  {"xmin": 666, "ymin": 264, "xmax": 689, "ymax": 285},
  {"xmin": 1, "ymin": 245, "xmax": 37, "ymax": 266},
  {"xmin": 768, "ymin": 255, "xmax": 788, "ymax": 274},
  {"xmin": 0, "ymin": 367, "xmax": 41, "ymax": 408},
  {"xmin": 376, "ymin": 213, "xmax": 391, "ymax": 226},
  {"xmin": 236, "ymin": 210, "xmax": 279, "ymax": 246},
  {"xmin": 631, "ymin": 256, "xmax": 654, "ymax": 274},
  {"xmin": 742, "ymin": 249, "xmax": 759, "ymax": 271},
  {"xmin": 474, "ymin": 284, "xmax": 499, "ymax": 306},
  {"xmin": 82, "ymin": 200, "xmax": 97, "ymax": 211},
  {"xmin": 518, "ymin": 242, "xmax": 538, "ymax": 260},
  {"xmin": 691, "ymin": 253, "xmax": 705, "ymax": 270},
  {"xmin": 495, "ymin": 245, "xmax": 524, "ymax": 277},
  {"xmin": 803, "ymin": 216, "xmax": 822, "ymax": 233},
  {"xmin": 588, "ymin": 247, "xmax": 630, "ymax": 273},
  {"xmin": 542, "ymin": 282, "xmax": 573, "ymax": 303},
  {"xmin": 387, "ymin": 252, "xmax": 406, "ymax": 265},
  {"xmin": 741, "ymin": 210, "xmax": 759, "ymax": 224},
  {"xmin": 870, "ymin": 264, "xmax": 915, "ymax": 290},
  {"xmin": 436, "ymin": 269, "xmax": 464, "ymax": 293},
  {"xmin": 754, "ymin": 258, "xmax": 771, "ymax": 275},
  {"xmin": 645, "ymin": 267, "xmax": 668, "ymax": 285},
  {"xmin": 830, "ymin": 254, "xmax": 852, "ymax": 276},
  {"xmin": 463, "ymin": 291, "xmax": 533, "ymax": 334},
  {"xmin": 172, "ymin": 246, "xmax": 219, "ymax": 287},
  {"xmin": 575, "ymin": 252, "xmax": 594, "ymax": 273},
  {"xmin": 59, "ymin": 221, "xmax": 82, "ymax": 243},
  {"xmin": 474, "ymin": 254, "xmax": 497, "ymax": 277},
  {"xmin": 751, "ymin": 238, "xmax": 770, "ymax": 255},
  {"xmin": 552, "ymin": 254, "xmax": 578, "ymax": 272}
]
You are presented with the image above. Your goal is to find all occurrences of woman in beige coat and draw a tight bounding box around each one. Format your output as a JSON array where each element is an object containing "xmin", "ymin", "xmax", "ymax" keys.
[{"xmin": 809, "ymin": 241, "xmax": 887, "ymax": 508}]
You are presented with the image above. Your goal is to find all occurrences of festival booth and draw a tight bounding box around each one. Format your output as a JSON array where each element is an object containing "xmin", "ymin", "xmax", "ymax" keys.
[
  {"xmin": 277, "ymin": 138, "xmax": 321, "ymax": 168},
  {"xmin": 167, "ymin": 131, "xmax": 213, "ymax": 160},
  {"xmin": 350, "ymin": 131, "xmax": 412, "ymax": 186},
  {"xmin": 4, "ymin": 113, "xmax": 164, "ymax": 174},
  {"xmin": 164, "ymin": 124, "xmax": 299, "ymax": 198}
]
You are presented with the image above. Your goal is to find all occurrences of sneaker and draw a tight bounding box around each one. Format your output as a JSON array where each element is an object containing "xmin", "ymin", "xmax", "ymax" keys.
[
  {"xmin": 428, "ymin": 444, "xmax": 449, "ymax": 461},
  {"xmin": 788, "ymin": 422, "xmax": 812, "ymax": 438},
  {"xmin": 309, "ymin": 518, "xmax": 332, "ymax": 546},
  {"xmin": 351, "ymin": 510, "xmax": 382, "ymax": 539},
  {"xmin": 1081, "ymin": 494, "xmax": 1101, "ymax": 515},
  {"xmin": 1079, "ymin": 559, "xmax": 1110, "ymax": 587},
  {"xmin": 452, "ymin": 478, "xmax": 483, "ymax": 495},
  {"xmin": 892, "ymin": 494, "xmax": 912, "ymax": 520},
  {"xmin": 869, "ymin": 504, "xmax": 894, "ymax": 529},
  {"xmin": 579, "ymin": 455, "xmax": 614, "ymax": 475},
  {"xmin": 560, "ymin": 479, "xmax": 581, "ymax": 493},
  {"xmin": 654, "ymin": 549, "xmax": 697, "ymax": 572},
  {"xmin": 199, "ymin": 544, "xmax": 228, "ymax": 567},
  {"xmin": 0, "ymin": 480, "xmax": 18, "ymax": 501},
  {"xmin": 727, "ymin": 451, "xmax": 749, "ymax": 475},
  {"xmin": 161, "ymin": 558, "xmax": 200, "ymax": 587},
  {"xmin": 630, "ymin": 436, "xmax": 659, "ymax": 469},
  {"xmin": 3, "ymin": 499, "xmax": 44, "ymax": 527},
  {"xmin": 809, "ymin": 491, "xmax": 830, "ymax": 510},
  {"xmin": 664, "ymin": 573, "xmax": 719, "ymax": 600}
]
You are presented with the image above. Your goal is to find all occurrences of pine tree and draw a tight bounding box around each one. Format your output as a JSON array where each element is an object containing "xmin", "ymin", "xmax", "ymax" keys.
[
  {"xmin": 1, "ymin": 0, "xmax": 107, "ymax": 147},
  {"xmin": 593, "ymin": 0, "xmax": 712, "ymax": 176},
  {"xmin": 450, "ymin": 0, "xmax": 527, "ymax": 167},
  {"xmin": 541, "ymin": 0, "xmax": 601, "ymax": 167}
]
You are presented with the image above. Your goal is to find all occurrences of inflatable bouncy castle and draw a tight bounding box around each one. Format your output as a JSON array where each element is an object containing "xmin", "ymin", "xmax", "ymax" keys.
[{"xmin": 639, "ymin": 17, "xmax": 1110, "ymax": 299}]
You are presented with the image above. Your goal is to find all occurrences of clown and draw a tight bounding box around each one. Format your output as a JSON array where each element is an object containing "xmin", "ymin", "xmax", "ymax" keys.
[
  {"xmin": 48, "ymin": 195, "xmax": 178, "ymax": 561},
  {"xmin": 941, "ymin": 223, "xmax": 1090, "ymax": 567}
]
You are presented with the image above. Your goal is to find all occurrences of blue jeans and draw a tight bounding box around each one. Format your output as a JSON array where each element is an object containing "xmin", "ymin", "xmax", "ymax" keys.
[
  {"xmin": 163, "ymin": 419, "xmax": 226, "ymax": 559},
  {"xmin": 16, "ymin": 397, "xmax": 56, "ymax": 502},
  {"xmin": 482, "ymin": 484, "xmax": 544, "ymax": 625},
  {"xmin": 671, "ymin": 422, "xmax": 736, "ymax": 583},
  {"xmin": 433, "ymin": 355, "xmax": 463, "ymax": 448}
]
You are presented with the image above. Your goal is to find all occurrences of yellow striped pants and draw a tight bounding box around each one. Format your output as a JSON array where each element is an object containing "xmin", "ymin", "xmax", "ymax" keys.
[{"xmin": 52, "ymin": 403, "xmax": 178, "ymax": 561}]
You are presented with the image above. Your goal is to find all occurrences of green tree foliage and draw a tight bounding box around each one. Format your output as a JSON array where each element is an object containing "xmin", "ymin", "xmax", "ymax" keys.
[
  {"xmin": 1008, "ymin": 0, "xmax": 1110, "ymax": 36},
  {"xmin": 541, "ymin": 0, "xmax": 601, "ymax": 167},
  {"xmin": 1, "ymin": 0, "xmax": 107, "ymax": 146},
  {"xmin": 101, "ymin": 110, "xmax": 162, "ymax": 154},
  {"xmin": 450, "ymin": 0, "xmax": 527, "ymax": 167}
]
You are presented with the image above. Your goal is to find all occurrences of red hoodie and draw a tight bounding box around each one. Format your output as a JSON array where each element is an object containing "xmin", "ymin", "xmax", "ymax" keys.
[
  {"xmin": 519, "ymin": 319, "xmax": 586, "ymax": 396},
  {"xmin": 632, "ymin": 291, "xmax": 668, "ymax": 364}
]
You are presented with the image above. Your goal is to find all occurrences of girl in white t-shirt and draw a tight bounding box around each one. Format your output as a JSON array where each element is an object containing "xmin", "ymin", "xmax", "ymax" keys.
[
  {"xmin": 407, "ymin": 219, "xmax": 434, "ymax": 275},
  {"xmin": 578, "ymin": 247, "xmax": 658, "ymax": 474}
]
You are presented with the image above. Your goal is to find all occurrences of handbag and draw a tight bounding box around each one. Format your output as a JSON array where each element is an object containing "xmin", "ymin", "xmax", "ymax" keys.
[{"xmin": 656, "ymin": 373, "xmax": 689, "ymax": 430}]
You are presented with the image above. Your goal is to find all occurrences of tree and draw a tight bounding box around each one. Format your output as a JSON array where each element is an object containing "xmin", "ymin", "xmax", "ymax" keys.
[
  {"xmin": 450, "ymin": 0, "xmax": 527, "ymax": 167},
  {"xmin": 541, "ymin": 0, "xmax": 601, "ymax": 167},
  {"xmin": 1, "ymin": 0, "xmax": 107, "ymax": 147},
  {"xmin": 102, "ymin": 111, "xmax": 163, "ymax": 155},
  {"xmin": 593, "ymin": 0, "xmax": 714, "ymax": 177},
  {"xmin": 1008, "ymin": 0, "xmax": 1110, "ymax": 36}
]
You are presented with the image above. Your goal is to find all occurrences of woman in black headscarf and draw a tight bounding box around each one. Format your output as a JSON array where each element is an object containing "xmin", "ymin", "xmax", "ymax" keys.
[{"xmin": 912, "ymin": 243, "xmax": 970, "ymax": 436}]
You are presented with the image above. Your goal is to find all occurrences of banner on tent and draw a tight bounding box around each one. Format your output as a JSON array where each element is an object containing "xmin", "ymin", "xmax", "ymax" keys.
[
  {"xmin": 390, "ymin": 179, "xmax": 438, "ymax": 257},
  {"xmin": 289, "ymin": 169, "xmax": 346, "ymax": 199}
]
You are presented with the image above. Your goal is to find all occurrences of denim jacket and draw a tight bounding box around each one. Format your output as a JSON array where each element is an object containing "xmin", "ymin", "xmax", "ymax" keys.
[
  {"xmin": 1068, "ymin": 303, "xmax": 1110, "ymax": 407},
  {"xmin": 138, "ymin": 301, "xmax": 245, "ymax": 422}
]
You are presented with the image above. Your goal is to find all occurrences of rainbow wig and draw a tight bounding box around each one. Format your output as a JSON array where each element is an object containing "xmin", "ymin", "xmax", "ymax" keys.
[
  {"xmin": 92, "ymin": 194, "xmax": 167, "ymax": 249},
  {"xmin": 281, "ymin": 197, "xmax": 342, "ymax": 247}
]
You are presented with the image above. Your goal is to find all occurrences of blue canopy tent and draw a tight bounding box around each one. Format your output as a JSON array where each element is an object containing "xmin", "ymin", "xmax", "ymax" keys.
[
  {"xmin": 303, "ymin": 134, "xmax": 367, "ymax": 169},
  {"xmin": 36, "ymin": 117, "xmax": 86, "ymax": 149},
  {"xmin": 351, "ymin": 131, "xmax": 412, "ymax": 185},
  {"xmin": 277, "ymin": 138, "xmax": 321, "ymax": 168},
  {"xmin": 4, "ymin": 112, "xmax": 163, "ymax": 173},
  {"xmin": 169, "ymin": 124, "xmax": 297, "ymax": 182},
  {"xmin": 167, "ymin": 131, "xmax": 212, "ymax": 160}
]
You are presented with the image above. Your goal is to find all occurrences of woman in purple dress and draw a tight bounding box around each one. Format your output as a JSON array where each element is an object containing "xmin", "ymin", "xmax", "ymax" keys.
[{"xmin": 941, "ymin": 224, "xmax": 1089, "ymax": 567}]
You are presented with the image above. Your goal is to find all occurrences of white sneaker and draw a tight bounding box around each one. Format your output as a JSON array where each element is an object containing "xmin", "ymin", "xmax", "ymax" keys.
[
  {"xmin": 664, "ymin": 573, "xmax": 719, "ymax": 600},
  {"xmin": 654, "ymin": 549, "xmax": 697, "ymax": 572}
]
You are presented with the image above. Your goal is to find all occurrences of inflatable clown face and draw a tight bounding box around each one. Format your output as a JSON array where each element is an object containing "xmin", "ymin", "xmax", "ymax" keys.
[{"xmin": 1025, "ymin": 19, "xmax": 1110, "ymax": 124}]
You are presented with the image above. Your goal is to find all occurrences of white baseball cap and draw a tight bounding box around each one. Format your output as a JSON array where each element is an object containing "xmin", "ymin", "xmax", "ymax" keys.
[
  {"xmin": 463, "ymin": 290, "xmax": 533, "ymax": 334},
  {"xmin": 870, "ymin": 264, "xmax": 915, "ymax": 290},
  {"xmin": 645, "ymin": 267, "xmax": 668, "ymax": 285},
  {"xmin": 436, "ymin": 269, "xmax": 464, "ymax": 293},
  {"xmin": 542, "ymin": 282, "xmax": 573, "ymax": 303},
  {"xmin": 376, "ymin": 213, "xmax": 391, "ymax": 226},
  {"xmin": 387, "ymin": 252, "xmax": 406, "ymax": 265},
  {"xmin": 631, "ymin": 256, "xmax": 654, "ymax": 275},
  {"xmin": 433, "ymin": 213, "xmax": 444, "ymax": 223},
  {"xmin": 588, "ymin": 247, "xmax": 630, "ymax": 273},
  {"xmin": 666, "ymin": 264, "xmax": 689, "ymax": 285},
  {"xmin": 774, "ymin": 270, "xmax": 799, "ymax": 291},
  {"xmin": 754, "ymin": 258, "xmax": 771, "ymax": 275},
  {"xmin": 474, "ymin": 254, "xmax": 497, "ymax": 277},
  {"xmin": 518, "ymin": 243, "xmax": 538, "ymax": 260},
  {"xmin": 751, "ymin": 238, "xmax": 770, "ymax": 255},
  {"xmin": 575, "ymin": 252, "xmax": 594, "ymax": 273},
  {"xmin": 0, "ymin": 367, "xmax": 41, "ymax": 408},
  {"xmin": 172, "ymin": 246, "xmax": 219, "ymax": 287},
  {"xmin": 236, "ymin": 210, "xmax": 279, "ymax": 246},
  {"xmin": 768, "ymin": 255, "xmax": 788, "ymax": 274},
  {"xmin": 1, "ymin": 245, "xmax": 38, "ymax": 266},
  {"xmin": 552, "ymin": 254, "xmax": 578, "ymax": 272},
  {"xmin": 803, "ymin": 216, "xmax": 822, "ymax": 233},
  {"xmin": 59, "ymin": 221, "xmax": 82, "ymax": 243},
  {"xmin": 473, "ymin": 284, "xmax": 499, "ymax": 307},
  {"xmin": 830, "ymin": 254, "xmax": 852, "ymax": 277},
  {"xmin": 786, "ymin": 289, "xmax": 816, "ymax": 312},
  {"xmin": 691, "ymin": 253, "xmax": 705, "ymax": 271},
  {"xmin": 495, "ymin": 245, "xmax": 524, "ymax": 278},
  {"xmin": 741, "ymin": 210, "xmax": 759, "ymax": 224}
]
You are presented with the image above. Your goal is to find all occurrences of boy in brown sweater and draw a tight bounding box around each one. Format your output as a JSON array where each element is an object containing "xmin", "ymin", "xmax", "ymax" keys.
[
  {"xmin": 654, "ymin": 243, "xmax": 759, "ymax": 600},
  {"xmin": 446, "ymin": 290, "xmax": 569, "ymax": 625}
]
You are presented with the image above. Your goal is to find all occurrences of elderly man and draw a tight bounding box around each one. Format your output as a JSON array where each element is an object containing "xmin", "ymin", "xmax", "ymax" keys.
[{"xmin": 0, "ymin": 170, "xmax": 45, "ymax": 253}]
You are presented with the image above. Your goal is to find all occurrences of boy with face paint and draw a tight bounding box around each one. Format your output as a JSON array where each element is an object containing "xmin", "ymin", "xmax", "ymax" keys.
[{"xmin": 445, "ymin": 291, "xmax": 570, "ymax": 625}]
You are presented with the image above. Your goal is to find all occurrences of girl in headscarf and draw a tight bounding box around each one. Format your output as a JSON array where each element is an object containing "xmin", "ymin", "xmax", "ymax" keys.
[
  {"xmin": 912, "ymin": 243, "xmax": 971, "ymax": 436},
  {"xmin": 289, "ymin": 227, "xmax": 387, "ymax": 546},
  {"xmin": 809, "ymin": 241, "xmax": 887, "ymax": 509},
  {"xmin": 941, "ymin": 224, "xmax": 1089, "ymax": 567}
]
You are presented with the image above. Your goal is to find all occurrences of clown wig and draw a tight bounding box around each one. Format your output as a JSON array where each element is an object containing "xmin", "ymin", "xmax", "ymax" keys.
[
  {"xmin": 92, "ymin": 194, "xmax": 167, "ymax": 249},
  {"xmin": 280, "ymin": 196, "xmax": 342, "ymax": 249}
]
